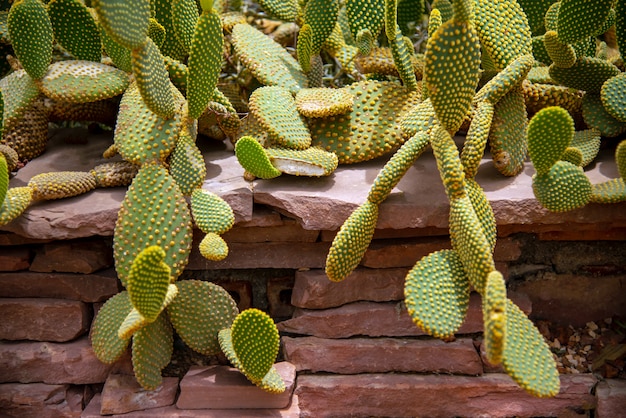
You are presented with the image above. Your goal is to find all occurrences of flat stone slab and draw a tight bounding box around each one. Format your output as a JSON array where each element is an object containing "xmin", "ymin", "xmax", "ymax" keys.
[
  {"xmin": 100, "ymin": 374, "xmax": 179, "ymax": 415},
  {"xmin": 596, "ymin": 378, "xmax": 626, "ymax": 418},
  {"xmin": 0, "ymin": 382, "xmax": 83, "ymax": 418}
]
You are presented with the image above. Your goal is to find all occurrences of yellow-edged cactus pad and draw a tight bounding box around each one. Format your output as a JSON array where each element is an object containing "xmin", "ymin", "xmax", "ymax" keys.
[
  {"xmin": 527, "ymin": 106, "xmax": 574, "ymax": 176},
  {"xmin": 532, "ymin": 160, "xmax": 592, "ymax": 212},
  {"xmin": 93, "ymin": 0, "xmax": 150, "ymax": 50},
  {"xmin": 199, "ymin": 232, "xmax": 229, "ymax": 261},
  {"xmin": 581, "ymin": 93, "xmax": 626, "ymax": 138},
  {"xmin": 90, "ymin": 291, "xmax": 133, "ymax": 364},
  {"xmin": 557, "ymin": 0, "xmax": 612, "ymax": 45},
  {"xmin": 600, "ymin": 73, "xmax": 626, "ymax": 123},
  {"xmin": 28, "ymin": 171, "xmax": 97, "ymax": 201},
  {"xmin": 8, "ymin": 0, "xmax": 53, "ymax": 80},
  {"xmin": 488, "ymin": 87, "xmax": 528, "ymax": 177},
  {"xmin": 47, "ymin": 0, "xmax": 101, "ymax": 62},
  {"xmin": 0, "ymin": 187, "xmax": 32, "ymax": 226},
  {"xmin": 590, "ymin": 178, "xmax": 626, "ymax": 204},
  {"xmin": 296, "ymin": 88, "xmax": 353, "ymax": 118},
  {"xmin": 132, "ymin": 38, "xmax": 176, "ymax": 119},
  {"xmin": 131, "ymin": 312, "xmax": 173, "ymax": 390},
  {"xmin": 265, "ymin": 147, "xmax": 339, "ymax": 177},
  {"xmin": 127, "ymin": 245, "xmax": 172, "ymax": 323},
  {"xmin": 461, "ymin": 101, "xmax": 494, "ymax": 179},
  {"xmin": 191, "ymin": 188, "xmax": 235, "ymax": 235},
  {"xmin": 169, "ymin": 130, "xmax": 206, "ymax": 196},
  {"xmin": 482, "ymin": 270, "xmax": 506, "ymax": 365},
  {"xmin": 549, "ymin": 57, "xmax": 620, "ymax": 94},
  {"xmin": 234, "ymin": 136, "xmax": 282, "ymax": 179}
]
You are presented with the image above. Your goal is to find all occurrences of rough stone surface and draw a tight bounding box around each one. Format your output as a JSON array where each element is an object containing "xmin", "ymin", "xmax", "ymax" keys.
[
  {"xmin": 0, "ymin": 269, "xmax": 120, "ymax": 302},
  {"xmin": 267, "ymin": 276, "xmax": 296, "ymax": 319},
  {"xmin": 0, "ymin": 247, "xmax": 31, "ymax": 271},
  {"xmin": 176, "ymin": 362, "xmax": 296, "ymax": 410},
  {"xmin": 296, "ymin": 373, "xmax": 596, "ymax": 418},
  {"xmin": 223, "ymin": 219, "xmax": 320, "ymax": 243},
  {"xmin": 361, "ymin": 236, "xmax": 451, "ymax": 268},
  {"xmin": 0, "ymin": 383, "xmax": 84, "ymax": 418},
  {"xmin": 596, "ymin": 379, "xmax": 626, "ymax": 418},
  {"xmin": 212, "ymin": 280, "xmax": 253, "ymax": 312},
  {"xmin": 282, "ymin": 336, "xmax": 483, "ymax": 375},
  {"xmin": 100, "ymin": 374, "xmax": 179, "ymax": 415},
  {"xmin": 0, "ymin": 337, "xmax": 121, "ymax": 384},
  {"xmin": 29, "ymin": 239, "xmax": 113, "ymax": 274},
  {"xmin": 278, "ymin": 293, "xmax": 531, "ymax": 338},
  {"xmin": 0, "ymin": 298, "xmax": 90, "ymax": 342}
]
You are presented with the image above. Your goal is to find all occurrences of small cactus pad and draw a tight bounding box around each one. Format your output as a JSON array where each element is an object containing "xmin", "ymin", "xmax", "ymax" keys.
[
  {"xmin": 199, "ymin": 232, "xmax": 229, "ymax": 261},
  {"xmin": 132, "ymin": 38, "xmax": 176, "ymax": 119},
  {"xmin": 28, "ymin": 171, "xmax": 97, "ymax": 201},
  {"xmin": 557, "ymin": 0, "xmax": 612, "ymax": 45},
  {"xmin": 581, "ymin": 93, "xmax": 626, "ymax": 138},
  {"xmin": 400, "ymin": 98, "xmax": 437, "ymax": 139},
  {"xmin": 0, "ymin": 69, "xmax": 40, "ymax": 129},
  {"xmin": 234, "ymin": 136, "xmax": 282, "ymax": 179},
  {"xmin": 90, "ymin": 291, "xmax": 133, "ymax": 364},
  {"xmin": 502, "ymin": 299, "xmax": 560, "ymax": 397},
  {"xmin": 590, "ymin": 178, "xmax": 626, "ymax": 204},
  {"xmin": 488, "ymin": 87, "xmax": 528, "ymax": 177},
  {"xmin": 47, "ymin": 0, "xmax": 101, "ymax": 62},
  {"xmin": 543, "ymin": 30, "xmax": 576, "ymax": 69},
  {"xmin": 91, "ymin": 161, "xmax": 138, "ymax": 188},
  {"xmin": 295, "ymin": 88, "xmax": 353, "ymax": 118},
  {"xmin": 117, "ymin": 307, "xmax": 151, "ymax": 340},
  {"xmin": 1, "ymin": 100, "xmax": 49, "ymax": 161},
  {"xmin": 0, "ymin": 145, "xmax": 18, "ymax": 173},
  {"xmin": 461, "ymin": 101, "xmax": 494, "ymax": 179},
  {"xmin": 255, "ymin": 0, "xmax": 297, "ymax": 21},
  {"xmin": 127, "ymin": 246, "xmax": 172, "ymax": 322},
  {"xmin": 265, "ymin": 147, "xmax": 339, "ymax": 177},
  {"xmin": 191, "ymin": 189, "xmax": 235, "ymax": 235},
  {"xmin": 430, "ymin": 125, "xmax": 466, "ymax": 200},
  {"xmin": 527, "ymin": 106, "xmax": 574, "ymax": 176},
  {"xmin": 302, "ymin": 0, "xmax": 338, "ymax": 55},
  {"xmin": 600, "ymin": 73, "xmax": 626, "ymax": 123},
  {"xmin": 569, "ymin": 129, "xmax": 601, "ymax": 168},
  {"xmin": 523, "ymin": 80, "xmax": 583, "ymax": 118},
  {"xmin": 532, "ymin": 160, "xmax": 592, "ymax": 212},
  {"xmin": 560, "ymin": 147, "xmax": 583, "ymax": 167},
  {"xmin": 171, "ymin": 0, "xmax": 199, "ymax": 52},
  {"xmin": 153, "ymin": 0, "xmax": 187, "ymax": 61},
  {"xmin": 100, "ymin": 24, "xmax": 133, "ymax": 73},
  {"xmin": 93, "ymin": 0, "xmax": 150, "ymax": 50},
  {"xmin": 168, "ymin": 280, "xmax": 238, "ymax": 355},
  {"xmin": 404, "ymin": 249, "xmax": 470, "ymax": 339},
  {"xmin": 0, "ymin": 187, "xmax": 32, "ymax": 226},
  {"xmin": 131, "ymin": 312, "xmax": 174, "ymax": 390},
  {"xmin": 325, "ymin": 200, "xmax": 379, "ymax": 282},
  {"xmin": 8, "ymin": 0, "xmax": 53, "ymax": 80},
  {"xmin": 148, "ymin": 18, "xmax": 166, "ymax": 48},
  {"xmin": 482, "ymin": 271, "xmax": 507, "ymax": 365},
  {"xmin": 257, "ymin": 365, "xmax": 287, "ymax": 394},
  {"xmin": 346, "ymin": 0, "xmax": 385, "ymax": 51},
  {"xmin": 37, "ymin": 60, "xmax": 130, "ymax": 104},
  {"xmin": 169, "ymin": 131, "xmax": 206, "ymax": 196},
  {"xmin": 388, "ymin": 26, "xmax": 419, "ymax": 91},
  {"xmin": 549, "ymin": 57, "xmax": 620, "ymax": 94},
  {"xmin": 465, "ymin": 178, "xmax": 496, "ymax": 252},
  {"xmin": 474, "ymin": 54, "xmax": 534, "ymax": 106},
  {"xmin": 114, "ymin": 163, "xmax": 192, "ymax": 287}
]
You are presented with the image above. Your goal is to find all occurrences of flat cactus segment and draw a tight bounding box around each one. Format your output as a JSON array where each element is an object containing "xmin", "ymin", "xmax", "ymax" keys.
[
  {"xmin": 543, "ymin": 30, "xmax": 576, "ymax": 68},
  {"xmin": 617, "ymin": 140, "xmax": 626, "ymax": 181},
  {"xmin": 400, "ymin": 98, "xmax": 437, "ymax": 139},
  {"xmin": 617, "ymin": 0, "xmax": 626, "ymax": 58},
  {"xmin": 249, "ymin": 86, "xmax": 311, "ymax": 150},
  {"xmin": 296, "ymin": 88, "xmax": 353, "ymax": 118},
  {"xmin": 310, "ymin": 80, "xmax": 421, "ymax": 164},
  {"xmin": 230, "ymin": 309, "xmax": 280, "ymax": 384},
  {"xmin": 93, "ymin": 0, "xmax": 150, "ymax": 50},
  {"xmin": 590, "ymin": 178, "xmax": 626, "ymax": 203},
  {"xmin": 117, "ymin": 307, "xmax": 150, "ymax": 340},
  {"xmin": 28, "ymin": 171, "xmax": 97, "ymax": 201},
  {"xmin": 474, "ymin": 54, "xmax": 534, "ymax": 106},
  {"xmin": 114, "ymin": 82, "xmax": 184, "ymax": 164},
  {"xmin": 461, "ymin": 101, "xmax": 494, "ymax": 179},
  {"xmin": 187, "ymin": 9, "xmax": 223, "ymax": 119},
  {"xmin": 482, "ymin": 271, "xmax": 506, "ymax": 365},
  {"xmin": 1, "ymin": 99, "xmax": 49, "ymax": 161},
  {"xmin": 90, "ymin": 291, "xmax": 133, "ymax": 364},
  {"xmin": 0, "ymin": 145, "xmax": 18, "ymax": 173},
  {"xmin": 148, "ymin": 17, "xmax": 166, "ymax": 48},
  {"xmin": 47, "ymin": 0, "xmax": 101, "ymax": 62},
  {"xmin": 199, "ymin": 232, "xmax": 229, "ymax": 261},
  {"xmin": 346, "ymin": 0, "xmax": 385, "ymax": 52},
  {"xmin": 325, "ymin": 200, "xmax": 378, "ymax": 282},
  {"xmin": 114, "ymin": 163, "xmax": 192, "ymax": 287},
  {"xmin": 153, "ymin": 0, "xmax": 187, "ymax": 61},
  {"xmin": 397, "ymin": 0, "xmax": 424, "ymax": 36},
  {"xmin": 431, "ymin": 125, "xmax": 466, "ymax": 200},
  {"xmin": 191, "ymin": 189, "xmax": 234, "ymax": 235},
  {"xmin": 257, "ymin": 366, "xmax": 286, "ymax": 394},
  {"xmin": 132, "ymin": 38, "xmax": 176, "ymax": 119},
  {"xmin": 557, "ymin": 0, "xmax": 612, "ymax": 44},
  {"xmin": 0, "ymin": 69, "xmax": 39, "ymax": 129},
  {"xmin": 549, "ymin": 57, "xmax": 620, "ymax": 94},
  {"xmin": 560, "ymin": 146, "xmax": 583, "ymax": 167},
  {"xmin": 423, "ymin": 17, "xmax": 480, "ymax": 133},
  {"xmin": 522, "ymin": 80, "xmax": 583, "ymax": 117},
  {"xmin": 569, "ymin": 129, "xmax": 600, "ymax": 168},
  {"xmin": 234, "ymin": 136, "xmax": 281, "ymax": 179},
  {"xmin": 231, "ymin": 24, "xmax": 306, "ymax": 94},
  {"xmin": 473, "ymin": 0, "xmax": 532, "ymax": 71},
  {"xmin": 168, "ymin": 280, "xmax": 238, "ymax": 355},
  {"xmin": 601, "ymin": 73, "xmax": 626, "ymax": 123},
  {"xmin": 171, "ymin": 0, "xmax": 199, "ymax": 52},
  {"xmin": 367, "ymin": 132, "xmax": 430, "ymax": 205},
  {"xmin": 465, "ymin": 178, "xmax": 496, "ymax": 252},
  {"xmin": 404, "ymin": 249, "xmax": 470, "ymax": 339},
  {"xmin": 91, "ymin": 161, "xmax": 138, "ymax": 188},
  {"xmin": 388, "ymin": 26, "xmax": 419, "ymax": 90},
  {"xmin": 355, "ymin": 29, "xmax": 374, "ymax": 56},
  {"xmin": 100, "ymin": 25, "xmax": 133, "ymax": 73},
  {"xmin": 169, "ymin": 131, "xmax": 206, "ymax": 196},
  {"xmin": 532, "ymin": 160, "xmax": 592, "ymax": 212},
  {"xmin": 355, "ymin": 46, "xmax": 424, "ymax": 80},
  {"xmin": 37, "ymin": 60, "xmax": 130, "ymax": 104},
  {"xmin": 265, "ymin": 147, "xmax": 338, "ymax": 177},
  {"xmin": 428, "ymin": 8, "xmax": 443, "ymax": 39},
  {"xmin": 127, "ymin": 245, "xmax": 172, "ymax": 322},
  {"xmin": 303, "ymin": 0, "xmax": 338, "ymax": 54},
  {"xmin": 255, "ymin": 0, "xmax": 297, "ymax": 21},
  {"xmin": 517, "ymin": 0, "xmax": 556, "ymax": 35},
  {"xmin": 527, "ymin": 106, "xmax": 574, "ymax": 176},
  {"xmin": 164, "ymin": 56, "xmax": 188, "ymax": 94},
  {"xmin": 488, "ymin": 87, "xmax": 528, "ymax": 177},
  {"xmin": 0, "ymin": 154, "xmax": 7, "ymax": 208},
  {"xmin": 431, "ymin": 0, "xmax": 453, "ymax": 23},
  {"xmin": 218, "ymin": 328, "xmax": 242, "ymax": 370},
  {"xmin": 581, "ymin": 93, "xmax": 626, "ymax": 138},
  {"xmin": 502, "ymin": 299, "xmax": 560, "ymax": 397},
  {"xmin": 8, "ymin": 0, "xmax": 53, "ymax": 80},
  {"xmin": 132, "ymin": 312, "xmax": 173, "ymax": 390}
]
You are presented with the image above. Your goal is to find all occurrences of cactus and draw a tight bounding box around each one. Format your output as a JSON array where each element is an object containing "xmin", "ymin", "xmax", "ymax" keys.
[
  {"xmin": 47, "ymin": 0, "xmax": 101, "ymax": 62},
  {"xmin": 93, "ymin": 0, "xmax": 150, "ymax": 50},
  {"xmin": 28, "ymin": 171, "xmax": 97, "ymax": 201},
  {"xmin": 8, "ymin": 0, "xmax": 53, "ymax": 80}
]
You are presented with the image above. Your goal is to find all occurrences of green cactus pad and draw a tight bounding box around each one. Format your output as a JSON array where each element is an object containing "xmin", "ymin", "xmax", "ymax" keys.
[
  {"xmin": 114, "ymin": 163, "xmax": 192, "ymax": 287},
  {"xmin": 354, "ymin": 46, "xmax": 423, "ymax": 80},
  {"xmin": 199, "ymin": 232, "xmax": 229, "ymax": 261},
  {"xmin": 148, "ymin": 18, "xmax": 166, "ymax": 48},
  {"xmin": 502, "ymin": 299, "xmax": 560, "ymax": 397},
  {"xmin": 114, "ymin": 82, "xmax": 184, "ymax": 164},
  {"xmin": 617, "ymin": 0, "xmax": 626, "ymax": 57},
  {"xmin": 132, "ymin": 312, "xmax": 174, "ymax": 390},
  {"xmin": 431, "ymin": 0, "xmax": 453, "ymax": 23},
  {"xmin": 581, "ymin": 93, "xmax": 626, "ymax": 138},
  {"xmin": 171, "ymin": 0, "xmax": 199, "ymax": 52},
  {"xmin": 127, "ymin": 246, "xmax": 172, "ymax": 322},
  {"xmin": 0, "ymin": 69, "xmax": 39, "ymax": 130},
  {"xmin": 549, "ymin": 57, "xmax": 620, "ymax": 94},
  {"xmin": 187, "ymin": 9, "xmax": 223, "ymax": 120},
  {"xmin": 527, "ymin": 106, "xmax": 574, "ymax": 176},
  {"xmin": 163, "ymin": 56, "xmax": 188, "ymax": 94},
  {"xmin": 488, "ymin": 87, "xmax": 528, "ymax": 177},
  {"xmin": 560, "ymin": 147, "xmax": 583, "ymax": 167},
  {"xmin": 28, "ymin": 171, "xmax": 97, "ymax": 201},
  {"xmin": 522, "ymin": 80, "xmax": 583, "ymax": 117},
  {"xmin": 257, "ymin": 365, "xmax": 287, "ymax": 394},
  {"xmin": 400, "ymin": 98, "xmax": 437, "ymax": 139},
  {"xmin": 557, "ymin": 0, "xmax": 612, "ymax": 44},
  {"xmin": 355, "ymin": 28, "xmax": 374, "ymax": 56},
  {"xmin": 404, "ymin": 249, "xmax": 470, "ymax": 339},
  {"xmin": 90, "ymin": 291, "xmax": 133, "ymax": 364},
  {"xmin": 255, "ymin": 0, "xmax": 297, "ymax": 21},
  {"xmin": 117, "ymin": 307, "xmax": 151, "ymax": 340},
  {"xmin": 325, "ymin": 200, "xmax": 378, "ymax": 282},
  {"xmin": 47, "ymin": 0, "xmax": 101, "ymax": 62},
  {"xmin": 92, "ymin": 0, "xmax": 150, "ymax": 50},
  {"xmin": 100, "ymin": 24, "xmax": 133, "ymax": 73},
  {"xmin": 388, "ymin": 26, "xmax": 418, "ymax": 91},
  {"xmin": 153, "ymin": 0, "xmax": 187, "ymax": 61},
  {"xmin": 0, "ymin": 154, "xmax": 7, "ymax": 207},
  {"xmin": 465, "ymin": 178, "xmax": 496, "ymax": 251},
  {"xmin": 427, "ymin": 8, "xmax": 443, "ymax": 40},
  {"xmin": 482, "ymin": 271, "xmax": 506, "ymax": 365},
  {"xmin": 600, "ymin": 73, "xmax": 626, "ymax": 123},
  {"xmin": 474, "ymin": 54, "xmax": 534, "ymax": 106},
  {"xmin": 191, "ymin": 189, "xmax": 235, "ymax": 234},
  {"xmin": 532, "ymin": 160, "xmax": 592, "ymax": 212},
  {"xmin": 543, "ymin": 30, "xmax": 576, "ymax": 69},
  {"xmin": 590, "ymin": 178, "xmax": 626, "ymax": 203},
  {"xmin": 303, "ymin": 0, "xmax": 338, "ymax": 55},
  {"xmin": 397, "ymin": 0, "xmax": 424, "ymax": 36},
  {"xmin": 8, "ymin": 0, "xmax": 53, "ymax": 80},
  {"xmin": 617, "ymin": 140, "xmax": 626, "ymax": 181},
  {"xmin": 296, "ymin": 88, "xmax": 353, "ymax": 118},
  {"xmin": 461, "ymin": 101, "xmax": 494, "ymax": 179},
  {"xmin": 531, "ymin": 35, "xmax": 553, "ymax": 66},
  {"xmin": 91, "ymin": 161, "xmax": 138, "ymax": 188},
  {"xmin": 543, "ymin": 1, "xmax": 560, "ymax": 32},
  {"xmin": 0, "ymin": 187, "xmax": 32, "ymax": 226},
  {"xmin": 169, "ymin": 130, "xmax": 206, "ymax": 196},
  {"xmin": 431, "ymin": 125, "xmax": 466, "ymax": 200},
  {"xmin": 423, "ymin": 16, "xmax": 480, "ymax": 133},
  {"xmin": 367, "ymin": 132, "xmax": 430, "ymax": 205},
  {"xmin": 231, "ymin": 23, "xmax": 306, "ymax": 94},
  {"xmin": 1, "ymin": 99, "xmax": 49, "ymax": 161},
  {"xmin": 346, "ymin": 0, "xmax": 385, "ymax": 51},
  {"xmin": 168, "ymin": 280, "xmax": 238, "ymax": 355},
  {"xmin": 132, "ymin": 38, "xmax": 176, "ymax": 119},
  {"xmin": 0, "ymin": 145, "xmax": 18, "ymax": 173},
  {"xmin": 37, "ymin": 60, "xmax": 130, "ymax": 104},
  {"xmin": 218, "ymin": 328, "xmax": 242, "ymax": 369},
  {"xmin": 517, "ymin": 0, "xmax": 555, "ymax": 35},
  {"xmin": 265, "ymin": 147, "xmax": 339, "ymax": 177},
  {"xmin": 569, "ymin": 129, "xmax": 600, "ymax": 168},
  {"xmin": 234, "ymin": 136, "xmax": 282, "ymax": 179}
]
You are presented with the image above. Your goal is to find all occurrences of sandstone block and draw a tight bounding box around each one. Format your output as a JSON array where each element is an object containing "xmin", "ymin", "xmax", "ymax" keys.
[
  {"xmin": 0, "ymin": 298, "xmax": 90, "ymax": 342},
  {"xmin": 0, "ymin": 247, "xmax": 31, "ymax": 271},
  {"xmin": 361, "ymin": 237, "xmax": 451, "ymax": 268},
  {"xmin": 282, "ymin": 336, "xmax": 483, "ymax": 375},
  {"xmin": 176, "ymin": 362, "xmax": 296, "ymax": 410},
  {"xmin": 596, "ymin": 379, "xmax": 626, "ymax": 418},
  {"xmin": 30, "ymin": 239, "xmax": 113, "ymax": 274},
  {"xmin": 267, "ymin": 276, "xmax": 295, "ymax": 319},
  {"xmin": 296, "ymin": 373, "xmax": 596, "ymax": 418},
  {"xmin": 212, "ymin": 280, "xmax": 253, "ymax": 312},
  {"xmin": 223, "ymin": 219, "xmax": 319, "ymax": 243},
  {"xmin": 493, "ymin": 236, "xmax": 522, "ymax": 262},
  {"xmin": 100, "ymin": 374, "xmax": 178, "ymax": 415},
  {"xmin": 0, "ymin": 383, "xmax": 83, "ymax": 418}
]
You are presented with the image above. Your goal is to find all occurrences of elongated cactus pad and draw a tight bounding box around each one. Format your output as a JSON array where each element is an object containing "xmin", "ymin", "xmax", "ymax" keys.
[
  {"xmin": 522, "ymin": 80, "xmax": 583, "ymax": 117},
  {"xmin": 617, "ymin": 140, "xmax": 626, "ymax": 181},
  {"xmin": 303, "ymin": 0, "xmax": 338, "ymax": 55},
  {"xmin": 90, "ymin": 291, "xmax": 133, "ymax": 364},
  {"xmin": 590, "ymin": 178, "xmax": 626, "ymax": 204},
  {"xmin": 8, "ymin": 0, "xmax": 53, "ymax": 80},
  {"xmin": 1, "ymin": 99, "xmax": 49, "ymax": 161},
  {"xmin": 488, "ymin": 87, "xmax": 528, "ymax": 177},
  {"xmin": 557, "ymin": 0, "xmax": 612, "ymax": 44},
  {"xmin": 0, "ymin": 186, "xmax": 32, "ymax": 226},
  {"xmin": 601, "ymin": 73, "xmax": 626, "ymax": 123},
  {"xmin": 100, "ymin": 24, "xmax": 133, "ymax": 73},
  {"xmin": 199, "ymin": 232, "xmax": 229, "ymax": 261},
  {"xmin": 527, "ymin": 106, "xmax": 574, "ymax": 176},
  {"xmin": 234, "ymin": 136, "xmax": 281, "ymax": 179},
  {"xmin": 0, "ymin": 145, "xmax": 18, "ymax": 173},
  {"xmin": 169, "ymin": 130, "xmax": 206, "ymax": 196},
  {"xmin": 91, "ymin": 161, "xmax": 138, "ymax": 188},
  {"xmin": 168, "ymin": 280, "xmax": 238, "ymax": 355},
  {"xmin": 482, "ymin": 271, "xmax": 506, "ymax": 365},
  {"xmin": 474, "ymin": 54, "xmax": 534, "ymax": 106},
  {"xmin": 404, "ymin": 249, "xmax": 470, "ymax": 339},
  {"xmin": 581, "ymin": 93, "xmax": 626, "ymax": 138},
  {"xmin": 346, "ymin": 0, "xmax": 385, "ymax": 52},
  {"xmin": 400, "ymin": 98, "xmax": 437, "ymax": 139},
  {"xmin": 47, "ymin": 0, "xmax": 101, "ymax": 62},
  {"xmin": 117, "ymin": 307, "xmax": 151, "ymax": 340},
  {"xmin": 148, "ymin": 17, "xmax": 166, "ymax": 48},
  {"xmin": 569, "ymin": 129, "xmax": 601, "ymax": 168},
  {"xmin": 325, "ymin": 200, "xmax": 378, "ymax": 282},
  {"xmin": 191, "ymin": 189, "xmax": 235, "ymax": 234},
  {"xmin": 0, "ymin": 154, "xmax": 7, "ymax": 207},
  {"xmin": 153, "ymin": 0, "xmax": 187, "ymax": 61},
  {"xmin": 132, "ymin": 38, "xmax": 176, "ymax": 119},
  {"xmin": 28, "ymin": 171, "xmax": 97, "ymax": 201},
  {"xmin": 431, "ymin": 125, "xmax": 466, "ymax": 200},
  {"xmin": 517, "ymin": 0, "xmax": 555, "ymax": 35},
  {"xmin": 265, "ymin": 147, "xmax": 339, "ymax": 177},
  {"xmin": 171, "ymin": 0, "xmax": 199, "ymax": 52},
  {"xmin": 465, "ymin": 178, "xmax": 496, "ymax": 252},
  {"xmin": 461, "ymin": 101, "xmax": 494, "ymax": 179},
  {"xmin": 549, "ymin": 57, "xmax": 620, "ymax": 94},
  {"xmin": 255, "ymin": 0, "xmax": 297, "ymax": 21},
  {"xmin": 127, "ymin": 246, "xmax": 172, "ymax": 322},
  {"xmin": 296, "ymin": 88, "xmax": 353, "ymax": 118},
  {"xmin": 543, "ymin": 30, "xmax": 576, "ymax": 68},
  {"xmin": 388, "ymin": 25, "xmax": 418, "ymax": 91},
  {"xmin": 132, "ymin": 312, "xmax": 173, "ymax": 390},
  {"xmin": 532, "ymin": 160, "xmax": 592, "ymax": 212},
  {"xmin": 0, "ymin": 69, "xmax": 39, "ymax": 130},
  {"xmin": 93, "ymin": 0, "xmax": 150, "ymax": 50}
]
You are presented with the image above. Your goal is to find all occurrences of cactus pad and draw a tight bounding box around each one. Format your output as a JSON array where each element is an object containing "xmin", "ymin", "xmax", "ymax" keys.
[
  {"xmin": 431, "ymin": 125, "xmax": 466, "ymax": 200},
  {"xmin": 28, "ymin": 171, "xmax": 97, "ymax": 201},
  {"xmin": 234, "ymin": 136, "xmax": 281, "ymax": 179},
  {"xmin": 1, "ymin": 99, "xmax": 49, "ymax": 161},
  {"xmin": 600, "ymin": 73, "xmax": 626, "ymax": 123},
  {"xmin": 8, "ymin": 0, "xmax": 53, "ymax": 80},
  {"xmin": 93, "ymin": 0, "xmax": 150, "ymax": 50},
  {"xmin": 488, "ymin": 87, "xmax": 528, "ymax": 177},
  {"xmin": 100, "ymin": 24, "xmax": 132, "ymax": 73},
  {"xmin": 346, "ymin": 0, "xmax": 385, "ymax": 53},
  {"xmin": 532, "ymin": 160, "xmax": 592, "ymax": 212},
  {"xmin": 47, "ymin": 0, "xmax": 101, "ymax": 62},
  {"xmin": 400, "ymin": 98, "xmax": 437, "ymax": 139},
  {"xmin": 461, "ymin": 101, "xmax": 494, "ymax": 179},
  {"xmin": 0, "ymin": 145, "xmax": 18, "ymax": 174},
  {"xmin": 527, "ymin": 106, "xmax": 574, "ymax": 176},
  {"xmin": 255, "ymin": 0, "xmax": 297, "ymax": 21},
  {"xmin": 590, "ymin": 178, "xmax": 626, "ymax": 204},
  {"xmin": 131, "ymin": 312, "xmax": 174, "ymax": 390},
  {"xmin": 465, "ymin": 178, "xmax": 496, "ymax": 251},
  {"xmin": 569, "ymin": 129, "xmax": 601, "ymax": 168},
  {"xmin": 295, "ymin": 88, "xmax": 353, "ymax": 118},
  {"xmin": 132, "ymin": 38, "xmax": 176, "ymax": 119},
  {"xmin": 90, "ymin": 291, "xmax": 133, "ymax": 364},
  {"xmin": 265, "ymin": 147, "xmax": 339, "ymax": 177},
  {"xmin": 482, "ymin": 271, "xmax": 506, "ymax": 365},
  {"xmin": 169, "ymin": 131, "xmax": 206, "ymax": 196},
  {"xmin": 91, "ymin": 161, "xmax": 138, "ymax": 188},
  {"xmin": 127, "ymin": 246, "xmax": 172, "ymax": 322},
  {"xmin": 0, "ymin": 154, "xmax": 7, "ymax": 209},
  {"xmin": 549, "ymin": 57, "xmax": 620, "ymax": 94},
  {"xmin": 581, "ymin": 93, "xmax": 626, "ymax": 138},
  {"xmin": 0, "ymin": 69, "xmax": 39, "ymax": 130},
  {"xmin": 191, "ymin": 189, "xmax": 235, "ymax": 235},
  {"xmin": 557, "ymin": 0, "xmax": 612, "ymax": 44},
  {"xmin": 474, "ymin": 54, "xmax": 534, "ymax": 106},
  {"xmin": 171, "ymin": 0, "xmax": 199, "ymax": 52},
  {"xmin": 199, "ymin": 232, "xmax": 229, "ymax": 261},
  {"xmin": 543, "ymin": 30, "xmax": 576, "ymax": 68}
]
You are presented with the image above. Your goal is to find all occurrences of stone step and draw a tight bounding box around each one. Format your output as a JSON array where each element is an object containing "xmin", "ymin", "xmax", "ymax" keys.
[
  {"xmin": 0, "ymin": 382, "xmax": 84, "ymax": 418},
  {"xmin": 99, "ymin": 374, "xmax": 179, "ymax": 415},
  {"xmin": 596, "ymin": 379, "xmax": 626, "ymax": 418}
]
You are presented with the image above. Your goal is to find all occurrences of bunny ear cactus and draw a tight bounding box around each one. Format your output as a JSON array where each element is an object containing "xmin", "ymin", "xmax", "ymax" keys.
[
  {"xmin": 93, "ymin": 0, "xmax": 150, "ymax": 50},
  {"xmin": 47, "ymin": 0, "xmax": 101, "ymax": 62},
  {"xmin": 8, "ymin": 0, "xmax": 53, "ymax": 80}
]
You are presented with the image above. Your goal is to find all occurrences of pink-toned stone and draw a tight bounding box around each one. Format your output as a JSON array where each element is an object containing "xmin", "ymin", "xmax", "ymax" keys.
[
  {"xmin": 282, "ymin": 336, "xmax": 482, "ymax": 375},
  {"xmin": 0, "ymin": 336, "xmax": 122, "ymax": 384},
  {"xmin": 539, "ymin": 227, "xmax": 626, "ymax": 241},
  {"xmin": 291, "ymin": 268, "xmax": 408, "ymax": 309},
  {"xmin": 0, "ymin": 269, "xmax": 120, "ymax": 302},
  {"xmin": 361, "ymin": 236, "xmax": 451, "ymax": 268},
  {"xmin": 223, "ymin": 219, "xmax": 320, "ymax": 243},
  {"xmin": 477, "ymin": 339, "xmax": 505, "ymax": 373},
  {"xmin": 493, "ymin": 236, "xmax": 522, "ymax": 262},
  {"xmin": 267, "ymin": 276, "xmax": 296, "ymax": 318},
  {"xmin": 596, "ymin": 379, "xmax": 626, "ymax": 418},
  {"xmin": 0, "ymin": 383, "xmax": 83, "ymax": 418},
  {"xmin": 100, "ymin": 374, "xmax": 178, "ymax": 415},
  {"xmin": 0, "ymin": 298, "xmax": 90, "ymax": 342},
  {"xmin": 29, "ymin": 239, "xmax": 113, "ymax": 274},
  {"xmin": 513, "ymin": 272, "xmax": 626, "ymax": 326},
  {"xmin": 0, "ymin": 232, "xmax": 51, "ymax": 246},
  {"xmin": 278, "ymin": 293, "xmax": 531, "ymax": 338},
  {"xmin": 176, "ymin": 362, "xmax": 296, "ymax": 410},
  {"xmin": 83, "ymin": 393, "xmax": 300, "ymax": 417},
  {"xmin": 233, "ymin": 207, "xmax": 283, "ymax": 228},
  {"xmin": 296, "ymin": 373, "xmax": 596, "ymax": 418},
  {"xmin": 0, "ymin": 247, "xmax": 31, "ymax": 271}
]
